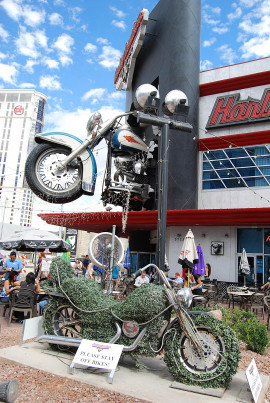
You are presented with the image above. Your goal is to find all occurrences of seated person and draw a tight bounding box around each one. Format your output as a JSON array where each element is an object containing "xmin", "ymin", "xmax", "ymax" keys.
[
  {"xmin": 112, "ymin": 264, "xmax": 121, "ymax": 291},
  {"xmin": 0, "ymin": 271, "xmax": 20, "ymax": 303},
  {"xmin": 184, "ymin": 271, "xmax": 203, "ymax": 295},
  {"xmin": 19, "ymin": 272, "xmax": 40, "ymax": 294},
  {"xmin": 135, "ymin": 270, "xmax": 150, "ymax": 287},
  {"xmin": 73, "ymin": 259, "xmax": 82, "ymax": 277},
  {"xmin": 85, "ymin": 262, "xmax": 94, "ymax": 280},
  {"xmin": 172, "ymin": 272, "xmax": 184, "ymax": 288}
]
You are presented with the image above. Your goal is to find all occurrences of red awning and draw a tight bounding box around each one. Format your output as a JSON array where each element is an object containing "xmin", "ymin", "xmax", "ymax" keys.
[{"xmin": 38, "ymin": 207, "xmax": 270, "ymax": 237}]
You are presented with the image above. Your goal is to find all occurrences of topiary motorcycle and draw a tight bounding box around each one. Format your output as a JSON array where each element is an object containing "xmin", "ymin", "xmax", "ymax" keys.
[{"xmin": 39, "ymin": 257, "xmax": 240, "ymax": 389}]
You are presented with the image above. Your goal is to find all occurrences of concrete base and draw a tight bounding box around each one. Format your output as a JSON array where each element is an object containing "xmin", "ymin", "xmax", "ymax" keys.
[{"xmin": 0, "ymin": 341, "xmax": 268, "ymax": 403}]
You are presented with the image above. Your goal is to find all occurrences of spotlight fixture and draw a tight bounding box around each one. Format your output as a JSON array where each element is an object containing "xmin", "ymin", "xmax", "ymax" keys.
[
  {"xmin": 162, "ymin": 89, "xmax": 189, "ymax": 118},
  {"xmin": 134, "ymin": 84, "xmax": 160, "ymax": 113}
]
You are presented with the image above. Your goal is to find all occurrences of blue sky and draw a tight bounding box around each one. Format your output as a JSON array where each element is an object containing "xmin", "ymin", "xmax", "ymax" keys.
[{"xmin": 0, "ymin": 0, "xmax": 270, "ymax": 226}]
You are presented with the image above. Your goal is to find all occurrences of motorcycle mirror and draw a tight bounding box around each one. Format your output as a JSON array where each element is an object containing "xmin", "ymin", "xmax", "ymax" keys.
[{"xmin": 86, "ymin": 111, "xmax": 103, "ymax": 133}]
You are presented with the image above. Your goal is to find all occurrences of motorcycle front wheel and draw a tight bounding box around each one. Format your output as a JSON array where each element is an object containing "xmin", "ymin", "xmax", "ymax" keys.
[
  {"xmin": 164, "ymin": 314, "xmax": 240, "ymax": 389},
  {"xmin": 25, "ymin": 143, "xmax": 83, "ymax": 204}
]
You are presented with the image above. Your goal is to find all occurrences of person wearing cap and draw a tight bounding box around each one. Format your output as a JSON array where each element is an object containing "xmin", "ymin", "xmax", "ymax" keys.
[
  {"xmin": 3, "ymin": 251, "xmax": 23, "ymax": 280},
  {"xmin": 172, "ymin": 272, "xmax": 184, "ymax": 288}
]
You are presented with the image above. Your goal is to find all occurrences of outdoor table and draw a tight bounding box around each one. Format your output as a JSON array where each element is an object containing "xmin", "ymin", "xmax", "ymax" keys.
[{"xmin": 227, "ymin": 290, "xmax": 255, "ymax": 311}]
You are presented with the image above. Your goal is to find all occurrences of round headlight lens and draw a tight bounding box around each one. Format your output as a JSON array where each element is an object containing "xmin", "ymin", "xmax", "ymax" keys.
[{"xmin": 176, "ymin": 288, "xmax": 193, "ymax": 308}]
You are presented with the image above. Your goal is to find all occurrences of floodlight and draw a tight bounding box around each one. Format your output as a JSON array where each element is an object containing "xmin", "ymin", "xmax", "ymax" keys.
[
  {"xmin": 162, "ymin": 89, "xmax": 189, "ymax": 116},
  {"xmin": 134, "ymin": 84, "xmax": 160, "ymax": 112}
]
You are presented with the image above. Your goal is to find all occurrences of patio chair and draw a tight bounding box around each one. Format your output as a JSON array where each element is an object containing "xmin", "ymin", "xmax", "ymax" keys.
[
  {"xmin": 250, "ymin": 293, "xmax": 265, "ymax": 319},
  {"xmin": 192, "ymin": 296, "xmax": 207, "ymax": 308},
  {"xmin": 9, "ymin": 288, "xmax": 36, "ymax": 324},
  {"xmin": 263, "ymin": 296, "xmax": 270, "ymax": 328},
  {"xmin": 205, "ymin": 288, "xmax": 217, "ymax": 307},
  {"xmin": 227, "ymin": 285, "xmax": 242, "ymax": 309}
]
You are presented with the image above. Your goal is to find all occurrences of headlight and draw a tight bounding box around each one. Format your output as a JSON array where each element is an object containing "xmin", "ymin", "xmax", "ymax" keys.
[
  {"xmin": 176, "ymin": 288, "xmax": 193, "ymax": 308},
  {"xmin": 86, "ymin": 111, "xmax": 102, "ymax": 132}
]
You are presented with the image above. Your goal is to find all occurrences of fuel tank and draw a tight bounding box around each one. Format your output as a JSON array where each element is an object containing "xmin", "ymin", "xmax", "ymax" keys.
[{"xmin": 112, "ymin": 126, "xmax": 148, "ymax": 153}]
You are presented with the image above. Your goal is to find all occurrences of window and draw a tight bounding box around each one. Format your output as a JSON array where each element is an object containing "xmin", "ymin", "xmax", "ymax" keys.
[
  {"xmin": 202, "ymin": 145, "xmax": 270, "ymax": 190},
  {"xmin": 237, "ymin": 228, "xmax": 262, "ymax": 253},
  {"xmin": 6, "ymin": 93, "xmax": 19, "ymax": 102}
]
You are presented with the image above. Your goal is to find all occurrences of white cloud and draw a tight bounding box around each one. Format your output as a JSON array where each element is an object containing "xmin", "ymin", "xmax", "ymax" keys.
[
  {"xmin": 19, "ymin": 82, "xmax": 36, "ymax": 89},
  {"xmin": 59, "ymin": 55, "xmax": 73, "ymax": 66},
  {"xmin": 213, "ymin": 25, "xmax": 229, "ymax": 34},
  {"xmin": 54, "ymin": 0, "xmax": 65, "ymax": 5},
  {"xmin": 202, "ymin": 11, "xmax": 219, "ymax": 26},
  {"xmin": 84, "ymin": 43, "xmax": 97, "ymax": 53},
  {"xmin": 0, "ymin": 0, "xmax": 46, "ymax": 27},
  {"xmin": 24, "ymin": 59, "xmax": 39, "ymax": 74},
  {"xmin": 15, "ymin": 28, "xmax": 49, "ymax": 58},
  {"xmin": 203, "ymin": 37, "xmax": 216, "ymax": 47},
  {"xmin": 96, "ymin": 37, "xmax": 110, "ymax": 45},
  {"xmin": 40, "ymin": 75, "xmax": 62, "ymax": 91},
  {"xmin": 200, "ymin": 60, "xmax": 213, "ymax": 71},
  {"xmin": 81, "ymin": 88, "xmax": 107, "ymax": 102},
  {"xmin": 228, "ymin": 7, "xmax": 242, "ymax": 22},
  {"xmin": 98, "ymin": 45, "xmax": 121, "ymax": 69},
  {"xmin": 53, "ymin": 33, "xmax": 74, "ymax": 54},
  {"xmin": 0, "ymin": 0, "xmax": 22, "ymax": 22},
  {"xmin": 0, "ymin": 51, "xmax": 7, "ymax": 60},
  {"xmin": 112, "ymin": 20, "xmax": 126, "ymax": 30},
  {"xmin": 69, "ymin": 6, "xmax": 82, "ymax": 23},
  {"xmin": 110, "ymin": 6, "xmax": 126, "ymax": 19},
  {"xmin": 49, "ymin": 12, "xmax": 63, "ymax": 26},
  {"xmin": 0, "ymin": 24, "xmax": 9, "ymax": 42},
  {"xmin": 44, "ymin": 58, "xmax": 59, "ymax": 69},
  {"xmin": 239, "ymin": 0, "xmax": 260, "ymax": 7},
  {"xmin": 217, "ymin": 44, "xmax": 237, "ymax": 65},
  {"xmin": 0, "ymin": 62, "xmax": 18, "ymax": 84},
  {"xmin": 109, "ymin": 91, "xmax": 125, "ymax": 101},
  {"xmin": 23, "ymin": 5, "xmax": 46, "ymax": 27},
  {"xmin": 238, "ymin": 1, "xmax": 270, "ymax": 59}
]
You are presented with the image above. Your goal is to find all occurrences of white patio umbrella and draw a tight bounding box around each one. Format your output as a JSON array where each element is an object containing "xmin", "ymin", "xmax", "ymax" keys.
[
  {"xmin": 239, "ymin": 248, "xmax": 250, "ymax": 287},
  {"xmin": 178, "ymin": 229, "xmax": 199, "ymax": 270}
]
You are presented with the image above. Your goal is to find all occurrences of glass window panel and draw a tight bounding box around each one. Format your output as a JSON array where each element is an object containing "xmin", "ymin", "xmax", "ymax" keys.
[
  {"xmin": 231, "ymin": 157, "xmax": 254, "ymax": 167},
  {"xmin": 216, "ymin": 169, "xmax": 239, "ymax": 178},
  {"xmin": 211, "ymin": 159, "xmax": 233, "ymax": 169},
  {"xmin": 203, "ymin": 161, "xmax": 212, "ymax": 170},
  {"xmin": 238, "ymin": 167, "xmax": 260, "ymax": 176},
  {"xmin": 264, "ymin": 229, "xmax": 270, "ymax": 255},
  {"xmin": 259, "ymin": 167, "xmax": 270, "ymax": 175},
  {"xmin": 202, "ymin": 180, "xmax": 225, "ymax": 189},
  {"xmin": 207, "ymin": 150, "xmax": 226, "ymax": 160},
  {"xmin": 203, "ymin": 153, "xmax": 207, "ymax": 161},
  {"xmin": 203, "ymin": 171, "xmax": 218, "ymax": 179},
  {"xmin": 237, "ymin": 228, "xmax": 262, "ymax": 253},
  {"xmin": 223, "ymin": 178, "xmax": 245, "ymax": 188},
  {"xmin": 225, "ymin": 148, "xmax": 247, "ymax": 158},
  {"xmin": 255, "ymin": 156, "xmax": 270, "ymax": 165},
  {"xmin": 246, "ymin": 146, "xmax": 269, "ymax": 156},
  {"xmin": 244, "ymin": 177, "xmax": 268, "ymax": 187}
]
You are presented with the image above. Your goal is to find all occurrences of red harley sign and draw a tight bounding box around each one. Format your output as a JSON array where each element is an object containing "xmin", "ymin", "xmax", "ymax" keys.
[{"xmin": 206, "ymin": 88, "xmax": 270, "ymax": 129}]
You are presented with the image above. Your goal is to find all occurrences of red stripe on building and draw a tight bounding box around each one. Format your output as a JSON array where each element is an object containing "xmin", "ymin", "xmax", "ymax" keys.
[
  {"xmin": 200, "ymin": 71, "xmax": 270, "ymax": 97},
  {"xmin": 198, "ymin": 130, "xmax": 270, "ymax": 151},
  {"xmin": 38, "ymin": 208, "xmax": 270, "ymax": 236}
]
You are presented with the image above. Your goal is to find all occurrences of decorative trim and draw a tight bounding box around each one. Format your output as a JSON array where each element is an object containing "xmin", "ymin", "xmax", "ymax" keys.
[
  {"xmin": 200, "ymin": 71, "xmax": 270, "ymax": 97},
  {"xmin": 198, "ymin": 130, "xmax": 270, "ymax": 151},
  {"xmin": 39, "ymin": 208, "xmax": 270, "ymax": 236}
]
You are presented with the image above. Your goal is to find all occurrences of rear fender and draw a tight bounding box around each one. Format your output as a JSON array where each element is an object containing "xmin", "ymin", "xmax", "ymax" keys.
[{"xmin": 35, "ymin": 132, "xmax": 97, "ymax": 194}]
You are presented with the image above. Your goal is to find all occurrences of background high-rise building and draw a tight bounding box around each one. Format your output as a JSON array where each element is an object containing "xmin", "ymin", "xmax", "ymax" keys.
[{"xmin": 0, "ymin": 89, "xmax": 47, "ymax": 230}]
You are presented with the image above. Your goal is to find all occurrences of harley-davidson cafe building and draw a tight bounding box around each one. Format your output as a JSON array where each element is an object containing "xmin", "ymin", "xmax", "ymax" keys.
[{"xmin": 39, "ymin": 3, "xmax": 270, "ymax": 286}]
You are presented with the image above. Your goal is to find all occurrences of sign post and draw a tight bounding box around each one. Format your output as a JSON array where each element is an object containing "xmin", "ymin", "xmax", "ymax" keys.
[{"xmin": 246, "ymin": 359, "xmax": 262, "ymax": 403}]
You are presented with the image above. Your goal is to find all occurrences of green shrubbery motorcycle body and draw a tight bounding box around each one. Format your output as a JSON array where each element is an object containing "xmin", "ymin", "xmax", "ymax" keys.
[{"xmin": 41, "ymin": 258, "xmax": 240, "ymax": 389}]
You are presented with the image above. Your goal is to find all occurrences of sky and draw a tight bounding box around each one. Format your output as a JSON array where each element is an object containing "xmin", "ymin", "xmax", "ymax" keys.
[{"xmin": 0, "ymin": 0, "xmax": 270, "ymax": 229}]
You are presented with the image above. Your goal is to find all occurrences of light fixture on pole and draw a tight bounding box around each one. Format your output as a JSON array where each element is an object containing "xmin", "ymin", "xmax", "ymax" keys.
[{"xmin": 133, "ymin": 86, "xmax": 193, "ymax": 271}]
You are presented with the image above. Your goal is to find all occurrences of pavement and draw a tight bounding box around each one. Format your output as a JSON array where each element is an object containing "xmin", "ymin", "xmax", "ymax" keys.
[{"xmin": 0, "ymin": 338, "xmax": 269, "ymax": 403}]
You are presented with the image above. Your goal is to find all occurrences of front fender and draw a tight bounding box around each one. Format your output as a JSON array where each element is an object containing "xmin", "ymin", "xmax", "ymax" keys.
[{"xmin": 36, "ymin": 132, "xmax": 97, "ymax": 194}]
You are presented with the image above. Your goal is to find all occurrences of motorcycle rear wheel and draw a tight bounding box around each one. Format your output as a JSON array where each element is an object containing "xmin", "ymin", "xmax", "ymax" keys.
[
  {"xmin": 164, "ymin": 314, "xmax": 240, "ymax": 388},
  {"xmin": 25, "ymin": 143, "xmax": 83, "ymax": 203}
]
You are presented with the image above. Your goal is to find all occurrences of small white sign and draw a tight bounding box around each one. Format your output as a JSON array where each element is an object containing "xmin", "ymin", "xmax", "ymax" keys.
[
  {"xmin": 246, "ymin": 359, "xmax": 262, "ymax": 403},
  {"xmin": 72, "ymin": 339, "xmax": 123, "ymax": 370},
  {"xmin": 21, "ymin": 316, "xmax": 44, "ymax": 342}
]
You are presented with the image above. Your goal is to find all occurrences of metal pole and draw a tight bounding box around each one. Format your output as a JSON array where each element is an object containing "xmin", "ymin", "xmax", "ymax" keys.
[
  {"xmin": 0, "ymin": 198, "xmax": 8, "ymax": 240},
  {"xmin": 159, "ymin": 124, "xmax": 169, "ymax": 271},
  {"xmin": 108, "ymin": 225, "xmax": 116, "ymax": 295},
  {"xmin": 156, "ymin": 130, "xmax": 163, "ymax": 269}
]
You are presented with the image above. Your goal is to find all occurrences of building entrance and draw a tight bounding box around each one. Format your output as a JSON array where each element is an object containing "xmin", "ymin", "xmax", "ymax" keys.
[{"xmin": 237, "ymin": 255, "xmax": 263, "ymax": 286}]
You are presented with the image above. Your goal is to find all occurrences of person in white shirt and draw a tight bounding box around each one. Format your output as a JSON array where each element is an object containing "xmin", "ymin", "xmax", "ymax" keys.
[{"xmin": 135, "ymin": 270, "xmax": 150, "ymax": 287}]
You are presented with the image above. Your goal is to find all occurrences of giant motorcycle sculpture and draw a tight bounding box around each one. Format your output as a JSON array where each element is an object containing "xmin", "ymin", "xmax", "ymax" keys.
[{"xmin": 40, "ymin": 257, "xmax": 240, "ymax": 389}]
